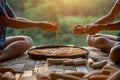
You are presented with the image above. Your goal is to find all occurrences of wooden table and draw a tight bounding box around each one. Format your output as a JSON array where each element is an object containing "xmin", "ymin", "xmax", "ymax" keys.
[{"xmin": 0, "ymin": 47, "xmax": 119, "ymax": 80}]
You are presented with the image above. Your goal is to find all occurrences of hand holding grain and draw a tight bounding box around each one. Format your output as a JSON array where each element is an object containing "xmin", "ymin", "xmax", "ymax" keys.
[
  {"xmin": 40, "ymin": 21, "xmax": 58, "ymax": 32},
  {"xmin": 72, "ymin": 25, "xmax": 88, "ymax": 34}
]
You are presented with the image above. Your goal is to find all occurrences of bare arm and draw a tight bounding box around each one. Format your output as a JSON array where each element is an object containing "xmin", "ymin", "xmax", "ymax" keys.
[
  {"xmin": 72, "ymin": 0, "xmax": 120, "ymax": 35},
  {"xmin": 93, "ymin": 0, "xmax": 120, "ymax": 24},
  {"xmin": 1, "ymin": 16, "xmax": 40, "ymax": 29},
  {"xmin": 86, "ymin": 0, "xmax": 120, "ymax": 34},
  {"xmin": 0, "ymin": 16, "xmax": 58, "ymax": 32},
  {"xmin": 4, "ymin": 1, "xmax": 37, "ymax": 28},
  {"xmin": 0, "ymin": 1, "xmax": 58, "ymax": 32},
  {"xmin": 100, "ymin": 21, "xmax": 120, "ymax": 30},
  {"xmin": 87, "ymin": 21, "xmax": 120, "ymax": 35},
  {"xmin": 6, "ymin": 1, "xmax": 37, "ymax": 22}
]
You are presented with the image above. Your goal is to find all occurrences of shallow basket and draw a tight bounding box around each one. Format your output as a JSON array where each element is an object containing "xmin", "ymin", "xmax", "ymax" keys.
[{"xmin": 27, "ymin": 45, "xmax": 89, "ymax": 60}]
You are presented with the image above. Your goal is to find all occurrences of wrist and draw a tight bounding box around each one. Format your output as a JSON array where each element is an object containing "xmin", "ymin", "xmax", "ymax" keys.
[
  {"xmin": 37, "ymin": 22, "xmax": 45, "ymax": 28},
  {"xmin": 98, "ymin": 24, "xmax": 107, "ymax": 31}
]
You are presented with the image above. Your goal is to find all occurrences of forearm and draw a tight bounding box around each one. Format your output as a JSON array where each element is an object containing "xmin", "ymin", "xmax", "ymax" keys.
[
  {"xmin": 94, "ymin": 0, "xmax": 120, "ymax": 24},
  {"xmin": 15, "ymin": 17, "xmax": 34, "ymax": 21},
  {"xmin": 99, "ymin": 21, "xmax": 120, "ymax": 31},
  {"xmin": 0, "ymin": 16, "xmax": 41, "ymax": 29},
  {"xmin": 93, "ymin": 15, "xmax": 115, "ymax": 24},
  {"xmin": 8, "ymin": 18, "xmax": 39, "ymax": 29},
  {"xmin": 108, "ymin": 0, "xmax": 120, "ymax": 18}
]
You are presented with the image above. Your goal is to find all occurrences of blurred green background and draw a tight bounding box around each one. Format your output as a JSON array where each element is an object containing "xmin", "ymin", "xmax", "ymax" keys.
[{"xmin": 7, "ymin": 0, "xmax": 120, "ymax": 46}]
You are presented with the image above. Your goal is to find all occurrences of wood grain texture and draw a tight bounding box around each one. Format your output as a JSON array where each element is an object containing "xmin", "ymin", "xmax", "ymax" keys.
[{"xmin": 0, "ymin": 47, "xmax": 119, "ymax": 80}]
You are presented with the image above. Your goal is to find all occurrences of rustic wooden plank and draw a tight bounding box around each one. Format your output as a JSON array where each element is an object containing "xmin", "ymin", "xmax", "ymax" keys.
[
  {"xmin": 0, "ymin": 61, "xmax": 9, "ymax": 66},
  {"xmin": 33, "ymin": 61, "xmax": 47, "ymax": 73},
  {"xmin": 83, "ymin": 47, "xmax": 100, "ymax": 51},
  {"xmin": 40, "ymin": 60, "xmax": 46, "ymax": 64},
  {"xmin": 38, "ymin": 67, "xmax": 46, "ymax": 72},
  {"xmin": 49, "ymin": 65, "xmax": 76, "ymax": 73},
  {"xmin": 24, "ymin": 59, "xmax": 35, "ymax": 70},
  {"xmin": 21, "ymin": 70, "xmax": 33, "ymax": 78},
  {"xmin": 76, "ymin": 65, "xmax": 89, "ymax": 73},
  {"xmin": 55, "ymin": 65, "xmax": 66, "ymax": 72},
  {"xmin": 34, "ymin": 60, "xmax": 41, "ymax": 66},
  {"xmin": 19, "ymin": 76, "xmax": 37, "ymax": 80},
  {"xmin": 34, "ymin": 66, "xmax": 39, "ymax": 73},
  {"xmin": 34, "ymin": 65, "xmax": 48, "ymax": 73},
  {"xmin": 1, "ymin": 47, "xmax": 120, "ymax": 80},
  {"xmin": 32, "ymin": 60, "xmax": 45, "ymax": 67},
  {"xmin": 48, "ymin": 65, "xmax": 77, "ymax": 73},
  {"xmin": 15, "ymin": 54, "xmax": 29, "ymax": 62},
  {"xmin": 44, "ymin": 62, "xmax": 49, "ymax": 72},
  {"xmin": 15, "ymin": 74, "xmax": 21, "ymax": 80},
  {"xmin": 0, "ymin": 54, "xmax": 28, "ymax": 66},
  {"xmin": 48, "ymin": 65, "xmax": 56, "ymax": 72},
  {"xmin": 62, "ymin": 65, "xmax": 77, "ymax": 72},
  {"xmin": 13, "ymin": 62, "xmax": 26, "ymax": 71}
]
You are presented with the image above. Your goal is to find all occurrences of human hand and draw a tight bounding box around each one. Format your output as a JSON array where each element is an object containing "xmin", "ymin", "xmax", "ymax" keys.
[
  {"xmin": 86, "ymin": 23, "xmax": 100, "ymax": 35},
  {"xmin": 39, "ymin": 21, "xmax": 58, "ymax": 32},
  {"xmin": 72, "ymin": 24, "xmax": 88, "ymax": 34}
]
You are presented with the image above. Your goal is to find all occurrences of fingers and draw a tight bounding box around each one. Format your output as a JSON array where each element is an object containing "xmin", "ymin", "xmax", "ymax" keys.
[
  {"xmin": 40, "ymin": 21, "xmax": 97, "ymax": 34},
  {"xmin": 72, "ymin": 24, "xmax": 88, "ymax": 34},
  {"xmin": 41, "ymin": 21, "xmax": 58, "ymax": 32},
  {"xmin": 46, "ymin": 21, "xmax": 58, "ymax": 32},
  {"xmin": 72, "ymin": 24, "xmax": 98, "ymax": 35}
]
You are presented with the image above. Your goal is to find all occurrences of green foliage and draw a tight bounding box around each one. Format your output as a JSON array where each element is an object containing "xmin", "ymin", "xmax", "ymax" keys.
[
  {"xmin": 23, "ymin": 0, "xmax": 60, "ymax": 21},
  {"xmin": 7, "ymin": 0, "xmax": 119, "ymax": 46}
]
